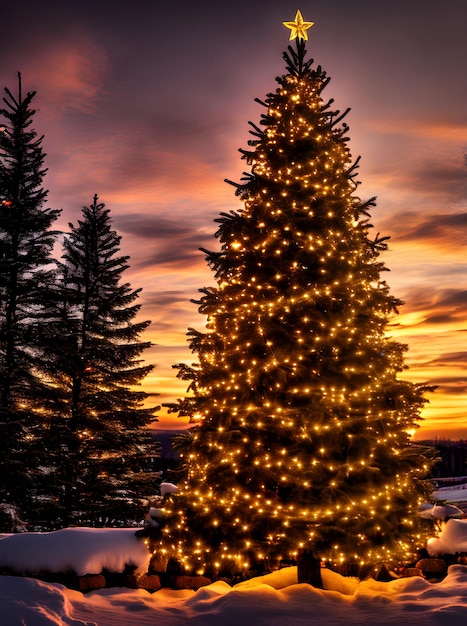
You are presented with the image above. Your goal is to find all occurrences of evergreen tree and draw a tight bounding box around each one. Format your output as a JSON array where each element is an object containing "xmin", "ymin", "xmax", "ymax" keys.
[
  {"xmin": 39, "ymin": 195, "xmax": 159, "ymax": 527},
  {"xmin": 0, "ymin": 73, "xmax": 60, "ymax": 516},
  {"xmin": 160, "ymin": 15, "xmax": 434, "ymax": 582}
]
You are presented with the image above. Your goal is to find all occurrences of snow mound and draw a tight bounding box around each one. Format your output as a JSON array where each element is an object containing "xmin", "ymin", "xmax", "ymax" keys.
[
  {"xmin": 1, "ymin": 566, "xmax": 467, "ymax": 625},
  {"xmin": 234, "ymin": 565, "xmax": 299, "ymax": 590},
  {"xmin": 234, "ymin": 565, "xmax": 360, "ymax": 595},
  {"xmin": 0, "ymin": 527, "xmax": 150, "ymax": 576},
  {"xmin": 428, "ymin": 519, "xmax": 467, "ymax": 556},
  {"xmin": 0, "ymin": 576, "xmax": 88, "ymax": 626},
  {"xmin": 419, "ymin": 503, "xmax": 464, "ymax": 520},
  {"xmin": 160, "ymin": 482, "xmax": 178, "ymax": 496},
  {"xmin": 1, "ymin": 522, "xmax": 467, "ymax": 624}
]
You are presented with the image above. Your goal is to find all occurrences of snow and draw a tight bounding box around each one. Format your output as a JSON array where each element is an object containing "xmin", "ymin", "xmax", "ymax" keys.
[
  {"xmin": 160, "ymin": 482, "xmax": 179, "ymax": 496},
  {"xmin": 428, "ymin": 519, "xmax": 467, "ymax": 556},
  {"xmin": 419, "ymin": 503, "xmax": 464, "ymax": 520},
  {"xmin": 2, "ymin": 565, "xmax": 467, "ymax": 625},
  {"xmin": 433, "ymin": 483, "xmax": 467, "ymax": 504},
  {"xmin": 0, "ymin": 528, "xmax": 150, "ymax": 576},
  {"xmin": 0, "ymin": 507, "xmax": 467, "ymax": 624}
]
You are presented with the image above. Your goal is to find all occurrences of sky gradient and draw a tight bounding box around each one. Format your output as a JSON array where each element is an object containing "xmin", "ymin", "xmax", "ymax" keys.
[{"xmin": 2, "ymin": 0, "xmax": 466, "ymax": 439}]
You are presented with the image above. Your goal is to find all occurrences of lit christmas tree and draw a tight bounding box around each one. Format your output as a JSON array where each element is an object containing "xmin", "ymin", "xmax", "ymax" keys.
[{"xmin": 160, "ymin": 11, "xmax": 434, "ymax": 585}]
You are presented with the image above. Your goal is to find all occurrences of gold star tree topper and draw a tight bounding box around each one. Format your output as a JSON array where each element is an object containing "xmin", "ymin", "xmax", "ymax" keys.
[{"xmin": 283, "ymin": 9, "xmax": 314, "ymax": 41}]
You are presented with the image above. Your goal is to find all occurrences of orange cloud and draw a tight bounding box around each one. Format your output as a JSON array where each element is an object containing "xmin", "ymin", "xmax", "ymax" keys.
[
  {"xmin": 25, "ymin": 42, "xmax": 108, "ymax": 115},
  {"xmin": 365, "ymin": 119, "xmax": 467, "ymax": 143}
]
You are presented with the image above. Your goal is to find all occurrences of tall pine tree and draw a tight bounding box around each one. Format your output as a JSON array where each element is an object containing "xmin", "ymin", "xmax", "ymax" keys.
[
  {"xmin": 160, "ymin": 14, "xmax": 434, "ymax": 582},
  {"xmin": 0, "ymin": 73, "xmax": 60, "ymax": 517},
  {"xmin": 38, "ymin": 195, "xmax": 159, "ymax": 527}
]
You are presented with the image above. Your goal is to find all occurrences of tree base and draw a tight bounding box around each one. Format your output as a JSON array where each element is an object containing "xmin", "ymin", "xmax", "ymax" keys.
[{"xmin": 297, "ymin": 550, "xmax": 323, "ymax": 588}]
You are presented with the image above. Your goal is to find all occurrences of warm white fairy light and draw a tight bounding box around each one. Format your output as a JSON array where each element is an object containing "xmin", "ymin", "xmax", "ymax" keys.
[{"xmin": 153, "ymin": 15, "xmax": 434, "ymax": 579}]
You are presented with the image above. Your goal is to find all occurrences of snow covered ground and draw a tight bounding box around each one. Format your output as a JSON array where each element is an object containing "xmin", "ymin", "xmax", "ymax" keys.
[
  {"xmin": 433, "ymin": 482, "xmax": 467, "ymax": 506},
  {"xmin": 1, "ymin": 494, "xmax": 467, "ymax": 625},
  {"xmin": 1, "ymin": 561, "xmax": 467, "ymax": 625},
  {"xmin": 0, "ymin": 528, "xmax": 150, "ymax": 577}
]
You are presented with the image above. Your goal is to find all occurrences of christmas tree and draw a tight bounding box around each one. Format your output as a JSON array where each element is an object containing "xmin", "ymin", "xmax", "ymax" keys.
[{"xmin": 160, "ymin": 12, "xmax": 434, "ymax": 583}]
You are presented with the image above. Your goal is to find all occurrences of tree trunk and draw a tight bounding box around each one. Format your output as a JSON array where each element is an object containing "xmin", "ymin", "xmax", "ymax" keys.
[{"xmin": 297, "ymin": 549, "xmax": 323, "ymax": 588}]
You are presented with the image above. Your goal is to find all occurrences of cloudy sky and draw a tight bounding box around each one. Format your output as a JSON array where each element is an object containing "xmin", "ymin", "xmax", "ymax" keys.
[{"xmin": 2, "ymin": 0, "xmax": 466, "ymax": 438}]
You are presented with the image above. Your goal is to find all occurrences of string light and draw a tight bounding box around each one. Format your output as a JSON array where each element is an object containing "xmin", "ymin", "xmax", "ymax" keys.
[{"xmin": 156, "ymin": 15, "xmax": 434, "ymax": 578}]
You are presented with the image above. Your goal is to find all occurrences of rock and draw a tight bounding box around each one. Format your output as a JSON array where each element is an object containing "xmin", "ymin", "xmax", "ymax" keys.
[
  {"xmin": 128, "ymin": 574, "xmax": 162, "ymax": 591},
  {"xmin": 416, "ymin": 558, "xmax": 448, "ymax": 577},
  {"xmin": 78, "ymin": 574, "xmax": 106, "ymax": 591},
  {"xmin": 401, "ymin": 567, "xmax": 424, "ymax": 577},
  {"xmin": 175, "ymin": 575, "xmax": 212, "ymax": 590},
  {"xmin": 124, "ymin": 574, "xmax": 139, "ymax": 589}
]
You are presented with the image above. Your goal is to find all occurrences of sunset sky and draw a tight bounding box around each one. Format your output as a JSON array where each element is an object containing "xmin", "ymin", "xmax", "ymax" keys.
[{"xmin": 2, "ymin": 0, "xmax": 466, "ymax": 439}]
